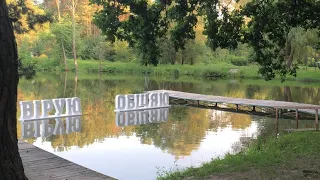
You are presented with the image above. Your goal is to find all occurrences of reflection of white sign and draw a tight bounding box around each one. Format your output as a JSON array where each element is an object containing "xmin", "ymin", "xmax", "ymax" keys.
[
  {"xmin": 21, "ymin": 116, "xmax": 81, "ymax": 139},
  {"xmin": 116, "ymin": 108, "xmax": 169, "ymax": 127},
  {"xmin": 115, "ymin": 92, "xmax": 169, "ymax": 112},
  {"xmin": 19, "ymin": 97, "xmax": 82, "ymax": 120}
]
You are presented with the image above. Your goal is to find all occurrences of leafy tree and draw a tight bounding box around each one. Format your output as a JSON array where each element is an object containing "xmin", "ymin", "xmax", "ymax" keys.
[
  {"xmin": 18, "ymin": 36, "xmax": 36, "ymax": 79},
  {"xmin": 92, "ymin": 0, "xmax": 168, "ymax": 66},
  {"xmin": 51, "ymin": 21, "xmax": 84, "ymax": 70},
  {"xmin": 32, "ymin": 31, "xmax": 55, "ymax": 57},
  {"xmin": 51, "ymin": 21, "xmax": 73, "ymax": 70},
  {"xmin": 237, "ymin": 0, "xmax": 320, "ymax": 81},
  {"xmin": 8, "ymin": 0, "xmax": 51, "ymax": 34},
  {"xmin": 92, "ymin": 0, "xmax": 320, "ymax": 80},
  {"xmin": 8, "ymin": 0, "xmax": 52, "ymax": 77}
]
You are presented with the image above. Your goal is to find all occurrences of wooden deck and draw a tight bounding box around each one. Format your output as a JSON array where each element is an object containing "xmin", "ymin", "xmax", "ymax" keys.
[
  {"xmin": 18, "ymin": 140, "xmax": 115, "ymax": 180},
  {"xmin": 148, "ymin": 90, "xmax": 320, "ymax": 115},
  {"xmin": 148, "ymin": 90, "xmax": 320, "ymax": 130}
]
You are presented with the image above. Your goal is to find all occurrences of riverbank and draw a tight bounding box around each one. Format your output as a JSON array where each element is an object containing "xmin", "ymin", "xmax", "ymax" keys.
[
  {"xmin": 34, "ymin": 58, "xmax": 320, "ymax": 81},
  {"xmin": 157, "ymin": 131, "xmax": 320, "ymax": 180}
]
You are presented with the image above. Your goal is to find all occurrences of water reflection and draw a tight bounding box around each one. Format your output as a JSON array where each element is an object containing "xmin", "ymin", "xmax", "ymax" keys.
[
  {"xmin": 20, "ymin": 116, "xmax": 81, "ymax": 139},
  {"xmin": 116, "ymin": 108, "xmax": 169, "ymax": 127},
  {"xmin": 17, "ymin": 73, "xmax": 320, "ymax": 180}
]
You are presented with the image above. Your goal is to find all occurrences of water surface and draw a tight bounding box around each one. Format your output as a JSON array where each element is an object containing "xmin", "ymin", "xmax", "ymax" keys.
[{"xmin": 18, "ymin": 73, "xmax": 319, "ymax": 180}]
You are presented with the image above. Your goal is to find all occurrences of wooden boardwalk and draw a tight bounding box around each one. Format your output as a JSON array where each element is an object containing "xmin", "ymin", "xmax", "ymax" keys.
[
  {"xmin": 18, "ymin": 140, "xmax": 115, "ymax": 180},
  {"xmin": 148, "ymin": 90, "xmax": 320, "ymax": 112},
  {"xmin": 148, "ymin": 90, "xmax": 320, "ymax": 129}
]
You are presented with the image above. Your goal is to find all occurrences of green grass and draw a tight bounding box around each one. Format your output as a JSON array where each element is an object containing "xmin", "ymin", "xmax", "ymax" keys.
[
  {"xmin": 34, "ymin": 58, "xmax": 320, "ymax": 81},
  {"xmin": 157, "ymin": 131, "xmax": 320, "ymax": 180}
]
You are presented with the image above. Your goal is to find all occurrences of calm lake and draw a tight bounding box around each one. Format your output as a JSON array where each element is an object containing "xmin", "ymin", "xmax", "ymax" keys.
[{"xmin": 18, "ymin": 73, "xmax": 320, "ymax": 180}]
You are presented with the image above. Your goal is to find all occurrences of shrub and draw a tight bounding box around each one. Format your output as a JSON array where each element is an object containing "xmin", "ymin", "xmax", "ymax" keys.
[
  {"xmin": 201, "ymin": 69, "xmax": 227, "ymax": 77},
  {"xmin": 230, "ymin": 56, "xmax": 249, "ymax": 66}
]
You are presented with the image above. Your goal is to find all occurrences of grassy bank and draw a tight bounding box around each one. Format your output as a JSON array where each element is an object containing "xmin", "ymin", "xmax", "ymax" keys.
[
  {"xmin": 158, "ymin": 131, "xmax": 320, "ymax": 180},
  {"xmin": 34, "ymin": 58, "xmax": 320, "ymax": 81}
]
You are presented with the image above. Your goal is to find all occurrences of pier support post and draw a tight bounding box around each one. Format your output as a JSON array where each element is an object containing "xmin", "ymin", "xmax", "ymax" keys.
[
  {"xmin": 236, "ymin": 104, "xmax": 239, "ymax": 112},
  {"xmin": 252, "ymin": 106, "xmax": 256, "ymax": 112},
  {"xmin": 197, "ymin": 100, "xmax": 199, "ymax": 106},
  {"xmin": 215, "ymin": 103, "xmax": 218, "ymax": 107},
  {"xmin": 275, "ymin": 108, "xmax": 279, "ymax": 137},
  {"xmin": 316, "ymin": 109, "xmax": 319, "ymax": 131},
  {"xmin": 295, "ymin": 109, "xmax": 299, "ymax": 129},
  {"xmin": 279, "ymin": 109, "xmax": 283, "ymax": 118}
]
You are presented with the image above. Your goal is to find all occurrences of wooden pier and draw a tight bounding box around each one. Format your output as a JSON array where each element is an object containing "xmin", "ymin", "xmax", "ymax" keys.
[
  {"xmin": 148, "ymin": 90, "xmax": 320, "ymax": 130},
  {"xmin": 18, "ymin": 140, "xmax": 114, "ymax": 180}
]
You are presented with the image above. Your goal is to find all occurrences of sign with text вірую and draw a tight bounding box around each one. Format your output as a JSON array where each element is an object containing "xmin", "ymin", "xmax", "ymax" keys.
[
  {"xmin": 19, "ymin": 97, "xmax": 82, "ymax": 121},
  {"xmin": 115, "ymin": 92, "xmax": 170, "ymax": 112}
]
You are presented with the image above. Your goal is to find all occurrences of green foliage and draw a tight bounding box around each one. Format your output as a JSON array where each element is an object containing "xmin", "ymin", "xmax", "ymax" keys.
[
  {"xmin": 168, "ymin": 0, "xmax": 198, "ymax": 51},
  {"xmin": 33, "ymin": 57, "xmax": 60, "ymax": 71},
  {"xmin": 92, "ymin": 0, "xmax": 168, "ymax": 66},
  {"xmin": 14, "ymin": 0, "xmax": 320, "ymax": 81},
  {"xmin": 8, "ymin": 0, "xmax": 52, "ymax": 34},
  {"xmin": 51, "ymin": 21, "xmax": 84, "ymax": 60},
  {"xmin": 91, "ymin": 0, "xmax": 320, "ymax": 81},
  {"xmin": 230, "ymin": 56, "xmax": 248, "ymax": 66},
  {"xmin": 113, "ymin": 40, "xmax": 136, "ymax": 62},
  {"xmin": 18, "ymin": 37, "xmax": 37, "ymax": 79},
  {"xmin": 158, "ymin": 132, "xmax": 320, "ymax": 180},
  {"xmin": 239, "ymin": 0, "xmax": 320, "ymax": 81},
  {"xmin": 32, "ymin": 31, "xmax": 55, "ymax": 56},
  {"xmin": 81, "ymin": 35, "xmax": 115, "ymax": 61}
]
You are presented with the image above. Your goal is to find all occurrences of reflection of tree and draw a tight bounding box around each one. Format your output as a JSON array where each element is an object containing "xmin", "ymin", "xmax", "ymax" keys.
[
  {"xmin": 136, "ymin": 107, "xmax": 210, "ymax": 158},
  {"xmin": 245, "ymin": 85, "xmax": 261, "ymax": 99},
  {"xmin": 283, "ymin": 86, "xmax": 292, "ymax": 102},
  {"xmin": 208, "ymin": 110, "xmax": 252, "ymax": 130},
  {"xmin": 17, "ymin": 74, "xmax": 320, "ymax": 156}
]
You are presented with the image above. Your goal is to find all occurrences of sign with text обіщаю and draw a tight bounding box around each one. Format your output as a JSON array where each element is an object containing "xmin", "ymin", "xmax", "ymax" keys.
[
  {"xmin": 115, "ymin": 92, "xmax": 170, "ymax": 112},
  {"xmin": 19, "ymin": 97, "xmax": 82, "ymax": 121}
]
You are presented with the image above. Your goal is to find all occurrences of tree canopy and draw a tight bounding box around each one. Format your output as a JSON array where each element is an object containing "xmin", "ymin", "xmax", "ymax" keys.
[{"xmin": 92, "ymin": 0, "xmax": 320, "ymax": 80}]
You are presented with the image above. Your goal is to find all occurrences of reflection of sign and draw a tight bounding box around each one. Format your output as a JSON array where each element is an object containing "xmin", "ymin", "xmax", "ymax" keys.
[
  {"xmin": 21, "ymin": 116, "xmax": 81, "ymax": 139},
  {"xmin": 19, "ymin": 97, "xmax": 82, "ymax": 120},
  {"xmin": 116, "ymin": 108, "xmax": 169, "ymax": 127},
  {"xmin": 115, "ymin": 92, "xmax": 169, "ymax": 112}
]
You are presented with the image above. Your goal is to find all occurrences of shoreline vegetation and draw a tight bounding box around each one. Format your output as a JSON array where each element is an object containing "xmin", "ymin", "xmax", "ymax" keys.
[
  {"xmin": 157, "ymin": 131, "xmax": 320, "ymax": 180},
  {"xmin": 34, "ymin": 58, "xmax": 320, "ymax": 82}
]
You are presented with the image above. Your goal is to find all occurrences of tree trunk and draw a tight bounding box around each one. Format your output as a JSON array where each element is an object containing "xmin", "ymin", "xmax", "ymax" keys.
[
  {"xmin": 72, "ymin": 0, "xmax": 78, "ymax": 71},
  {"xmin": 63, "ymin": 72, "xmax": 68, "ymax": 97},
  {"xmin": 285, "ymin": 36, "xmax": 294, "ymax": 69},
  {"xmin": 0, "ymin": 0, "xmax": 28, "ymax": 179},
  {"xmin": 62, "ymin": 42, "xmax": 68, "ymax": 71},
  {"xmin": 55, "ymin": 0, "xmax": 61, "ymax": 22},
  {"xmin": 74, "ymin": 73, "xmax": 78, "ymax": 97}
]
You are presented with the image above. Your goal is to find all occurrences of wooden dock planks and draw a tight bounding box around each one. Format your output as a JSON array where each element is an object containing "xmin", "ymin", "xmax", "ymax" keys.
[
  {"xmin": 147, "ymin": 90, "xmax": 320, "ymax": 115},
  {"xmin": 18, "ymin": 140, "xmax": 115, "ymax": 180}
]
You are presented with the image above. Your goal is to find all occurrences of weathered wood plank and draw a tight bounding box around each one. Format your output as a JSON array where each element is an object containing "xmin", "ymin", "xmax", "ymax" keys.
[
  {"xmin": 18, "ymin": 141, "xmax": 115, "ymax": 180},
  {"xmin": 274, "ymin": 106, "xmax": 320, "ymax": 109},
  {"xmin": 284, "ymin": 128, "xmax": 316, "ymax": 132}
]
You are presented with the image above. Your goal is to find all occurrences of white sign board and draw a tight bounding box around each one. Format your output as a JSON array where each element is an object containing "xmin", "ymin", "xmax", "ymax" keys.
[
  {"xmin": 115, "ymin": 92, "xmax": 170, "ymax": 112},
  {"xmin": 116, "ymin": 108, "xmax": 169, "ymax": 127},
  {"xmin": 19, "ymin": 97, "xmax": 82, "ymax": 121}
]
